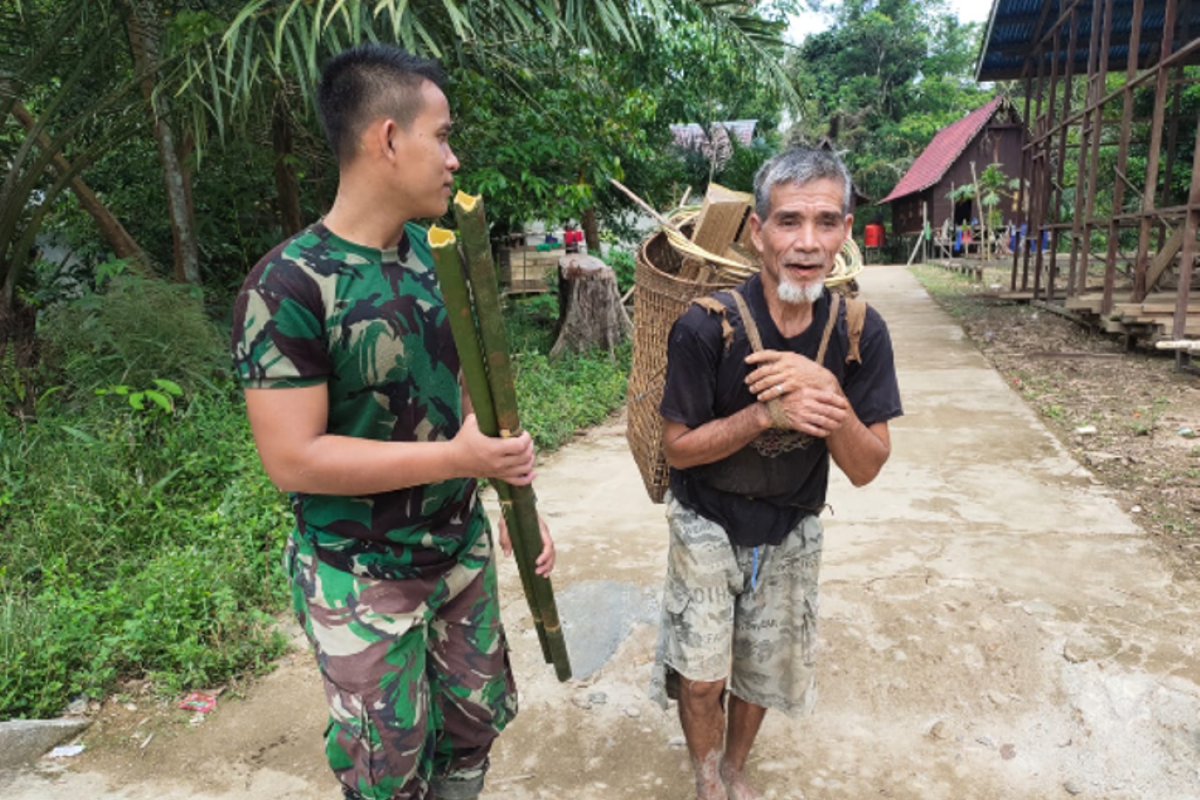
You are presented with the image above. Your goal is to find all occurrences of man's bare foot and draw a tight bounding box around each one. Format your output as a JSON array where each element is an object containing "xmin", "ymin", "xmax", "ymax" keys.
[
  {"xmin": 720, "ymin": 757, "xmax": 765, "ymax": 800},
  {"xmin": 694, "ymin": 750, "xmax": 728, "ymax": 800}
]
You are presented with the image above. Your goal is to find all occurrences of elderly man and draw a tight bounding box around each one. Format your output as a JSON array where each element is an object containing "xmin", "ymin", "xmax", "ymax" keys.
[{"xmin": 650, "ymin": 146, "xmax": 903, "ymax": 800}]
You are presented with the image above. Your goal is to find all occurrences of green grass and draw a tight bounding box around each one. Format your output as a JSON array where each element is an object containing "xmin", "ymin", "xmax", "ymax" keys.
[
  {"xmin": 504, "ymin": 292, "xmax": 632, "ymax": 452},
  {"xmin": 0, "ymin": 387, "xmax": 293, "ymax": 719},
  {"xmin": 0, "ymin": 284, "xmax": 630, "ymax": 720}
]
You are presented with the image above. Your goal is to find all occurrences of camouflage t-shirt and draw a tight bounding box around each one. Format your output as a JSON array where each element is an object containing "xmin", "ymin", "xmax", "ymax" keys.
[{"xmin": 231, "ymin": 222, "xmax": 485, "ymax": 580}]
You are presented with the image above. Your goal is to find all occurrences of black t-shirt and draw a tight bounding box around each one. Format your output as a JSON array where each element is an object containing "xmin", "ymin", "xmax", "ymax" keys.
[{"xmin": 660, "ymin": 274, "xmax": 903, "ymax": 547}]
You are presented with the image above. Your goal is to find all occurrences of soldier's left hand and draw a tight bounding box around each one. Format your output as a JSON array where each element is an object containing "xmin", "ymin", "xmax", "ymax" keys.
[{"xmin": 497, "ymin": 513, "xmax": 556, "ymax": 576}]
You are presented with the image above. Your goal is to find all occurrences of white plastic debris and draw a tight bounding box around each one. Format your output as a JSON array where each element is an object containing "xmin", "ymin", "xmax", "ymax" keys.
[{"xmin": 46, "ymin": 744, "xmax": 85, "ymax": 759}]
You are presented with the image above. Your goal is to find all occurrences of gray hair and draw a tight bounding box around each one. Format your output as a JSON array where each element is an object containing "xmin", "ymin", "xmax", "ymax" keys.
[{"xmin": 752, "ymin": 146, "xmax": 854, "ymax": 219}]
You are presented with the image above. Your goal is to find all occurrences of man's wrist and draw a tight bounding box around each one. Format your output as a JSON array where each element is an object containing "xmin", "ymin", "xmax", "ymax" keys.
[
  {"xmin": 747, "ymin": 400, "xmax": 772, "ymax": 433},
  {"xmin": 444, "ymin": 436, "xmax": 469, "ymax": 480}
]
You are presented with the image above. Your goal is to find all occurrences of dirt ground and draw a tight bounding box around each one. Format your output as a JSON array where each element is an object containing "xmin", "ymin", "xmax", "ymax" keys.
[
  {"xmin": 916, "ymin": 262, "xmax": 1200, "ymax": 580},
  {"xmin": 4, "ymin": 264, "xmax": 1200, "ymax": 800}
]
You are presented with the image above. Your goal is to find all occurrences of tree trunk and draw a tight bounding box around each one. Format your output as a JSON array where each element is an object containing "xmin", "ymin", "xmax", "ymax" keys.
[
  {"xmin": 11, "ymin": 101, "xmax": 154, "ymax": 276},
  {"xmin": 178, "ymin": 129, "xmax": 197, "ymax": 243},
  {"xmin": 582, "ymin": 205, "xmax": 601, "ymax": 254},
  {"xmin": 549, "ymin": 253, "xmax": 632, "ymax": 360},
  {"xmin": 272, "ymin": 95, "xmax": 304, "ymax": 237},
  {"xmin": 125, "ymin": 3, "xmax": 200, "ymax": 284}
]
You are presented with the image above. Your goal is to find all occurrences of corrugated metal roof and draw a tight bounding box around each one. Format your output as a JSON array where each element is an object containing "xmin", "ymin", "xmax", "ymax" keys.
[
  {"xmin": 878, "ymin": 98, "xmax": 1006, "ymax": 205},
  {"xmin": 976, "ymin": 0, "xmax": 1200, "ymax": 81}
]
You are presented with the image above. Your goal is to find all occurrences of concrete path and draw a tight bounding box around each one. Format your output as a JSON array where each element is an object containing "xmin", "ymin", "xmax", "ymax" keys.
[{"xmin": 3, "ymin": 265, "xmax": 1199, "ymax": 800}]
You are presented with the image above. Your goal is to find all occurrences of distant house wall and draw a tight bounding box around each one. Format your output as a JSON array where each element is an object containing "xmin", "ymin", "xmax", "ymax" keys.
[{"xmin": 892, "ymin": 191, "xmax": 931, "ymax": 236}]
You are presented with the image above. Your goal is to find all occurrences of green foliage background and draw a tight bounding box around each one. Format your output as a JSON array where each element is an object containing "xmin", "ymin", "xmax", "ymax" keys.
[
  {"xmin": 788, "ymin": 0, "xmax": 990, "ymax": 226},
  {"xmin": 0, "ymin": 263, "xmax": 633, "ymax": 720}
]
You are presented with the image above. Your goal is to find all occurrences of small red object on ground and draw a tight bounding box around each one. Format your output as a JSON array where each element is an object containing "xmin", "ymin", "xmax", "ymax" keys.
[{"xmin": 178, "ymin": 692, "xmax": 217, "ymax": 713}]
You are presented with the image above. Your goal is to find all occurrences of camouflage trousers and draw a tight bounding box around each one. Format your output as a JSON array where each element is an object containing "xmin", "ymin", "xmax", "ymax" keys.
[
  {"xmin": 649, "ymin": 492, "xmax": 824, "ymax": 717},
  {"xmin": 285, "ymin": 531, "xmax": 517, "ymax": 800}
]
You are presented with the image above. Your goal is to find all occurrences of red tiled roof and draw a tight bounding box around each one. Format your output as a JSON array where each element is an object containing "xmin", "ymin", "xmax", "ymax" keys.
[{"xmin": 878, "ymin": 97, "xmax": 1004, "ymax": 205}]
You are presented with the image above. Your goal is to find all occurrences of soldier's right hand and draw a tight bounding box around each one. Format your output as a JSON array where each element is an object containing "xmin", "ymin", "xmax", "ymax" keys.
[{"xmin": 454, "ymin": 413, "xmax": 537, "ymax": 485}]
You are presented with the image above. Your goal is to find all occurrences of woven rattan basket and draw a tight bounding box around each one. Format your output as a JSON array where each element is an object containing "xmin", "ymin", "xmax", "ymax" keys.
[{"xmin": 626, "ymin": 228, "xmax": 741, "ymax": 504}]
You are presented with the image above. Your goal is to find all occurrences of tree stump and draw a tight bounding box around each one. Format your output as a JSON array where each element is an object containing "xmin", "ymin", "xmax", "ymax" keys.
[{"xmin": 549, "ymin": 254, "xmax": 633, "ymax": 359}]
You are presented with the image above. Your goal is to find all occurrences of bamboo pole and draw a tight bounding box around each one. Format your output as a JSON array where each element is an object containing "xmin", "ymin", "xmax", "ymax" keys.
[
  {"xmin": 449, "ymin": 194, "xmax": 573, "ymax": 682},
  {"xmin": 428, "ymin": 226, "xmax": 552, "ymax": 664}
]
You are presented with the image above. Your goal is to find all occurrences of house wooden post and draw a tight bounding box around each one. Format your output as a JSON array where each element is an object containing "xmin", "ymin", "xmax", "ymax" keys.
[
  {"xmin": 1079, "ymin": 0, "xmax": 1108, "ymax": 305},
  {"xmin": 1171, "ymin": 117, "xmax": 1200, "ymax": 367},
  {"xmin": 1030, "ymin": 47, "xmax": 1049, "ymax": 301},
  {"xmin": 1133, "ymin": 0, "xmax": 1179, "ymax": 301},
  {"xmin": 1066, "ymin": 0, "xmax": 1102, "ymax": 298},
  {"xmin": 1093, "ymin": 0, "xmax": 1119, "ymax": 315},
  {"xmin": 1102, "ymin": 0, "xmax": 1145, "ymax": 312},
  {"xmin": 1059, "ymin": 7, "xmax": 1081, "ymax": 299},
  {"xmin": 923, "ymin": 200, "xmax": 928, "ymax": 263},
  {"xmin": 1041, "ymin": 24, "xmax": 1062, "ymax": 300},
  {"xmin": 1157, "ymin": 72, "xmax": 1184, "ymax": 254},
  {"xmin": 1013, "ymin": 82, "xmax": 1033, "ymax": 292}
]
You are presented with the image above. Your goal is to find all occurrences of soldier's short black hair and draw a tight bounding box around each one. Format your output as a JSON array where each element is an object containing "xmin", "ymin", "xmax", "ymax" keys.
[{"xmin": 316, "ymin": 43, "xmax": 447, "ymax": 164}]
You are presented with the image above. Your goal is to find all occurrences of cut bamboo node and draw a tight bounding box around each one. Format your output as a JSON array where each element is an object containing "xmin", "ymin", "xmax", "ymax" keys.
[
  {"xmin": 454, "ymin": 190, "xmax": 480, "ymax": 211},
  {"xmin": 429, "ymin": 225, "xmax": 457, "ymax": 248}
]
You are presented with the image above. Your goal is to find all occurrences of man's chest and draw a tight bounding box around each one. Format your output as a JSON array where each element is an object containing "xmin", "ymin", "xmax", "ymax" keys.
[{"xmin": 322, "ymin": 271, "xmax": 457, "ymax": 397}]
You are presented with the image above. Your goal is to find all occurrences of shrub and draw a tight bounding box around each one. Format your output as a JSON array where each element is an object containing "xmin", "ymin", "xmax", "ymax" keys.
[
  {"xmin": 38, "ymin": 274, "xmax": 226, "ymax": 396},
  {"xmin": 0, "ymin": 381, "xmax": 291, "ymax": 719},
  {"xmin": 605, "ymin": 249, "xmax": 637, "ymax": 296}
]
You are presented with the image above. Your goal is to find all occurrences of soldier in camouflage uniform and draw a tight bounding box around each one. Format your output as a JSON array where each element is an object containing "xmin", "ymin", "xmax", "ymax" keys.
[
  {"xmin": 651, "ymin": 147, "xmax": 903, "ymax": 800},
  {"xmin": 230, "ymin": 44, "xmax": 552, "ymax": 800}
]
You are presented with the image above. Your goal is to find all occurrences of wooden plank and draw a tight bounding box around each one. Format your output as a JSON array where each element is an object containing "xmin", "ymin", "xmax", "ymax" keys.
[
  {"xmin": 1102, "ymin": 317, "xmax": 1130, "ymax": 334},
  {"xmin": 1143, "ymin": 224, "xmax": 1185, "ymax": 292},
  {"xmin": 1145, "ymin": 319, "xmax": 1200, "ymax": 336},
  {"xmin": 1115, "ymin": 303, "xmax": 1200, "ymax": 317},
  {"xmin": 683, "ymin": 182, "xmax": 753, "ymax": 280},
  {"xmin": 502, "ymin": 283, "xmax": 550, "ymax": 296},
  {"xmin": 1154, "ymin": 339, "xmax": 1200, "ymax": 351},
  {"xmin": 1065, "ymin": 292, "xmax": 1104, "ymax": 313}
]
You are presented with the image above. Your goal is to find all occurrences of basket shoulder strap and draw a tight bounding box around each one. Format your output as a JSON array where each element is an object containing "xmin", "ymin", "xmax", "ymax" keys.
[
  {"xmin": 728, "ymin": 289, "xmax": 765, "ymax": 352},
  {"xmin": 814, "ymin": 292, "xmax": 842, "ymax": 366},
  {"xmin": 844, "ymin": 296, "xmax": 868, "ymax": 364},
  {"xmin": 728, "ymin": 289, "xmax": 790, "ymax": 429},
  {"xmin": 691, "ymin": 295, "xmax": 735, "ymax": 350}
]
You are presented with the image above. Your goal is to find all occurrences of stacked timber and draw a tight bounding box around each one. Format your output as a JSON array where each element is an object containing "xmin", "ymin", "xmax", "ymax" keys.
[{"xmin": 1062, "ymin": 291, "xmax": 1200, "ymax": 342}]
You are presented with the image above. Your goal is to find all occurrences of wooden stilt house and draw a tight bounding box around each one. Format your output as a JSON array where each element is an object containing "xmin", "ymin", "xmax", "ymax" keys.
[{"xmin": 879, "ymin": 97, "xmax": 1028, "ymax": 238}]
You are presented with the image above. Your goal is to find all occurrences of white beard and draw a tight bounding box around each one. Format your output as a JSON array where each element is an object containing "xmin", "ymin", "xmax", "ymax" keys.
[{"xmin": 777, "ymin": 279, "xmax": 825, "ymax": 306}]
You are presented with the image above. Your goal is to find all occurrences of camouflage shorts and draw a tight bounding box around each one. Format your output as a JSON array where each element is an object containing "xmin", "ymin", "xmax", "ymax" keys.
[
  {"xmin": 649, "ymin": 492, "xmax": 824, "ymax": 716},
  {"xmin": 285, "ymin": 531, "xmax": 517, "ymax": 800}
]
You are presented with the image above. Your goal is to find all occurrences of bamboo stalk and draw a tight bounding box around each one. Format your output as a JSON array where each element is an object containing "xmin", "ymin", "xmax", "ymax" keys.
[
  {"xmin": 428, "ymin": 226, "xmax": 552, "ymax": 663},
  {"xmin": 452, "ymin": 192, "xmax": 573, "ymax": 682},
  {"xmin": 493, "ymin": 482, "xmax": 552, "ymax": 663}
]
